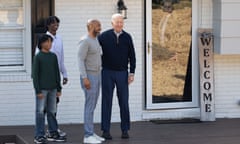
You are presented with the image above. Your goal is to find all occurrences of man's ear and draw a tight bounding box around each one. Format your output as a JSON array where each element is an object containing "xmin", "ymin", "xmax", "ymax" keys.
[{"xmin": 89, "ymin": 24, "xmax": 93, "ymax": 30}]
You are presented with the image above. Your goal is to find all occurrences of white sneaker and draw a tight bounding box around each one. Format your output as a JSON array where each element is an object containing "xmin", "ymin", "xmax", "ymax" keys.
[
  {"xmin": 83, "ymin": 135, "xmax": 102, "ymax": 144},
  {"xmin": 94, "ymin": 133, "xmax": 105, "ymax": 141},
  {"xmin": 58, "ymin": 129, "xmax": 67, "ymax": 137}
]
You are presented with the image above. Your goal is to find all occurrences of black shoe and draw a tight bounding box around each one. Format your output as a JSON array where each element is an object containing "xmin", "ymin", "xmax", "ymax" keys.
[
  {"xmin": 34, "ymin": 136, "xmax": 47, "ymax": 144},
  {"xmin": 47, "ymin": 132, "xmax": 66, "ymax": 142},
  {"xmin": 46, "ymin": 129, "xmax": 67, "ymax": 138},
  {"xmin": 102, "ymin": 132, "xmax": 112, "ymax": 140},
  {"xmin": 121, "ymin": 131, "xmax": 129, "ymax": 139}
]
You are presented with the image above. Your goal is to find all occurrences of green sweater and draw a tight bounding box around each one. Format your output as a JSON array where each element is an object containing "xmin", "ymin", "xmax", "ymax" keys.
[{"xmin": 33, "ymin": 51, "xmax": 62, "ymax": 94}]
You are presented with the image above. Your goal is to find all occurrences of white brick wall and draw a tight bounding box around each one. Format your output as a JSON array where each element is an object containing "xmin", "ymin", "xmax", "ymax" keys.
[
  {"xmin": 0, "ymin": 82, "xmax": 35, "ymax": 125},
  {"xmin": 0, "ymin": 0, "xmax": 144, "ymax": 126},
  {"xmin": 55, "ymin": 0, "xmax": 144, "ymax": 124},
  {"xmin": 1, "ymin": 0, "xmax": 240, "ymax": 126}
]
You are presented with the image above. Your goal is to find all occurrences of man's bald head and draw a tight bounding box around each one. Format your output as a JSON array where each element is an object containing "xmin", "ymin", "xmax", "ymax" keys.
[
  {"xmin": 87, "ymin": 19, "xmax": 101, "ymax": 37},
  {"xmin": 87, "ymin": 19, "xmax": 101, "ymax": 32}
]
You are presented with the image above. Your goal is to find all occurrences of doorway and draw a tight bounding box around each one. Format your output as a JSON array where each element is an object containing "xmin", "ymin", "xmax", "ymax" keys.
[
  {"xmin": 146, "ymin": 0, "xmax": 199, "ymax": 109},
  {"xmin": 31, "ymin": 0, "xmax": 55, "ymax": 58}
]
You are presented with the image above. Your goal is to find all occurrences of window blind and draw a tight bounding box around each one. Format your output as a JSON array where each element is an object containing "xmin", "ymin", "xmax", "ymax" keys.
[{"xmin": 0, "ymin": 29, "xmax": 23, "ymax": 66}]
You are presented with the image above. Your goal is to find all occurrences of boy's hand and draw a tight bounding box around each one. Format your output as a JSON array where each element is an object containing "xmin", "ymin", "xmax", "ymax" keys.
[
  {"xmin": 83, "ymin": 78, "xmax": 91, "ymax": 89},
  {"xmin": 63, "ymin": 78, "xmax": 68, "ymax": 85},
  {"xmin": 56, "ymin": 92, "xmax": 61, "ymax": 97},
  {"xmin": 37, "ymin": 93, "xmax": 44, "ymax": 99}
]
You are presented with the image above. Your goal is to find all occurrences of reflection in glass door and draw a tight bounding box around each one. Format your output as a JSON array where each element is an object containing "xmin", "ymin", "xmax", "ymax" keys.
[{"xmin": 146, "ymin": 0, "xmax": 198, "ymax": 109}]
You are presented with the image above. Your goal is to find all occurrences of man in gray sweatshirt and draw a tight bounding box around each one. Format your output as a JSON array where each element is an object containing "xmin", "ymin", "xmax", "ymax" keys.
[{"xmin": 77, "ymin": 19, "xmax": 105, "ymax": 144}]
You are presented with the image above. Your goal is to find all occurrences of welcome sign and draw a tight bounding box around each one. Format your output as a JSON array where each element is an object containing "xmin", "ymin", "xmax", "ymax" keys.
[{"xmin": 198, "ymin": 28, "xmax": 215, "ymax": 121}]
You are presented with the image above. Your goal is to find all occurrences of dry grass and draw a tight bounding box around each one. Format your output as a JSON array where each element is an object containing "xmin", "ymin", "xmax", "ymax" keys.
[{"xmin": 152, "ymin": 2, "xmax": 192, "ymax": 97}]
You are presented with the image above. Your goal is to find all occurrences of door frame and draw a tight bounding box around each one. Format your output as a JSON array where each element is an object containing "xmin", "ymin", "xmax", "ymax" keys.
[
  {"xmin": 146, "ymin": 0, "xmax": 199, "ymax": 109},
  {"xmin": 31, "ymin": 0, "xmax": 55, "ymax": 58}
]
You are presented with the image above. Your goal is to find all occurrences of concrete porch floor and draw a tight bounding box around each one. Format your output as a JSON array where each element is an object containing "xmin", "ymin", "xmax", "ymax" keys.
[{"xmin": 1, "ymin": 118, "xmax": 240, "ymax": 144}]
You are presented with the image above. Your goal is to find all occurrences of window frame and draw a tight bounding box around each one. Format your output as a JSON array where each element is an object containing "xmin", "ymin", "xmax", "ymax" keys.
[{"xmin": 0, "ymin": 0, "xmax": 32, "ymax": 81}]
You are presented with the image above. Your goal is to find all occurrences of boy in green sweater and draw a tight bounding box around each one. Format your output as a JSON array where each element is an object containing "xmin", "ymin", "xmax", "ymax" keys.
[{"xmin": 32, "ymin": 34, "xmax": 66, "ymax": 144}]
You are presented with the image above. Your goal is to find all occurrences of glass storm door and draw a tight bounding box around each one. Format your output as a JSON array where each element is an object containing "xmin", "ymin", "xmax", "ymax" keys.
[{"xmin": 146, "ymin": 0, "xmax": 199, "ymax": 109}]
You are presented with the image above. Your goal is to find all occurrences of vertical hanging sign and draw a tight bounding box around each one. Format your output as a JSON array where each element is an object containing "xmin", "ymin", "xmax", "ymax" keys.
[{"xmin": 198, "ymin": 28, "xmax": 215, "ymax": 121}]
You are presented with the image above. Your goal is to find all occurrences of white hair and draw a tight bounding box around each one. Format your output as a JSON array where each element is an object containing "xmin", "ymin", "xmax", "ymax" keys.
[{"xmin": 111, "ymin": 13, "xmax": 124, "ymax": 22}]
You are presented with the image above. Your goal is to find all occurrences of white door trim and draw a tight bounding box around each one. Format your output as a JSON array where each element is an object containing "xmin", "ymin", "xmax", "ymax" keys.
[{"xmin": 146, "ymin": 0, "xmax": 199, "ymax": 109}]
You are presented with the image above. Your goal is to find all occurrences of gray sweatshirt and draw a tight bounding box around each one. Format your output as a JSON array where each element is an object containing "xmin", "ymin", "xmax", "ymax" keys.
[{"xmin": 78, "ymin": 35, "xmax": 102, "ymax": 78}]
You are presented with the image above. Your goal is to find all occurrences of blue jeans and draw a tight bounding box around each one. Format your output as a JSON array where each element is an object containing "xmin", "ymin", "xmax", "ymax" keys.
[
  {"xmin": 81, "ymin": 73, "xmax": 101, "ymax": 137},
  {"xmin": 35, "ymin": 89, "xmax": 59, "ymax": 138}
]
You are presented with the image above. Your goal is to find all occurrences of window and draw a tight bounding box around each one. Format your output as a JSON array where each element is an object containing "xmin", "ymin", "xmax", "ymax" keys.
[{"xmin": 0, "ymin": 0, "xmax": 31, "ymax": 80}]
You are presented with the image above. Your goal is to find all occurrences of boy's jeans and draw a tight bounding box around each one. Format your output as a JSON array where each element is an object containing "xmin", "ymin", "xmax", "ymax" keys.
[
  {"xmin": 80, "ymin": 73, "xmax": 101, "ymax": 137},
  {"xmin": 35, "ymin": 89, "xmax": 59, "ymax": 138}
]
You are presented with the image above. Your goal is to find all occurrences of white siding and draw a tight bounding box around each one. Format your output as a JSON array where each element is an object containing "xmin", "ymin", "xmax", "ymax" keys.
[
  {"xmin": 214, "ymin": 55, "xmax": 240, "ymax": 118},
  {"xmin": 198, "ymin": 0, "xmax": 240, "ymax": 118},
  {"xmin": 0, "ymin": 0, "xmax": 144, "ymax": 126},
  {"xmin": 55, "ymin": 0, "xmax": 144, "ymax": 124},
  {"xmin": 0, "ymin": 82, "xmax": 35, "ymax": 125},
  {"xmin": 1, "ymin": 0, "xmax": 240, "ymax": 126},
  {"xmin": 213, "ymin": 0, "xmax": 240, "ymax": 54},
  {"xmin": 199, "ymin": 0, "xmax": 213, "ymax": 28}
]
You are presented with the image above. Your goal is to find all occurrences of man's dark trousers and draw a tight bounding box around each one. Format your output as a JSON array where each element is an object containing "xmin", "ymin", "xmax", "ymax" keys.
[{"xmin": 101, "ymin": 69, "xmax": 130, "ymax": 133}]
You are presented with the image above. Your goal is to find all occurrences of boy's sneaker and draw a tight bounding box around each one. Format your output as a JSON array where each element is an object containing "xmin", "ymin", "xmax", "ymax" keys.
[
  {"xmin": 58, "ymin": 129, "xmax": 67, "ymax": 137},
  {"xmin": 47, "ymin": 132, "xmax": 66, "ymax": 142},
  {"xmin": 34, "ymin": 136, "xmax": 47, "ymax": 144},
  {"xmin": 46, "ymin": 129, "xmax": 67, "ymax": 137}
]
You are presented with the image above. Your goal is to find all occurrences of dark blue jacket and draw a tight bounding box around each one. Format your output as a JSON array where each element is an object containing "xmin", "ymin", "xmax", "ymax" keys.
[{"xmin": 98, "ymin": 29, "xmax": 136, "ymax": 73}]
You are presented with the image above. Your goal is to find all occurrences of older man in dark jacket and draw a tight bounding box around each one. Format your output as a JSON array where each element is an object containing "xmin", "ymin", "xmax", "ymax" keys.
[{"xmin": 98, "ymin": 13, "xmax": 136, "ymax": 140}]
